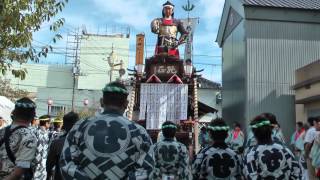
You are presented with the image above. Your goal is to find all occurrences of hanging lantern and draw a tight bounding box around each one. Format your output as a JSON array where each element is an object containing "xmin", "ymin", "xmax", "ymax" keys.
[{"xmin": 83, "ymin": 99, "xmax": 89, "ymax": 106}]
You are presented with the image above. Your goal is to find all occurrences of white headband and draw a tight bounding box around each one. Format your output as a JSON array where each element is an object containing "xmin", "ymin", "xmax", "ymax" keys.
[{"xmin": 163, "ymin": 5, "xmax": 174, "ymax": 9}]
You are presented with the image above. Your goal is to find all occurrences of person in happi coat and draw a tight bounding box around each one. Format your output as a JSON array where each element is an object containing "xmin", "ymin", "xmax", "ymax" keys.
[
  {"xmin": 192, "ymin": 118, "xmax": 241, "ymax": 180},
  {"xmin": 262, "ymin": 113, "xmax": 286, "ymax": 145},
  {"xmin": 30, "ymin": 115, "xmax": 50, "ymax": 180},
  {"xmin": 245, "ymin": 129, "xmax": 256, "ymax": 149},
  {"xmin": 38, "ymin": 115, "xmax": 50, "ymax": 129},
  {"xmin": 291, "ymin": 121, "xmax": 306, "ymax": 155},
  {"xmin": 290, "ymin": 121, "xmax": 309, "ymax": 180},
  {"xmin": 0, "ymin": 97, "xmax": 37, "ymax": 180},
  {"xmin": 149, "ymin": 121, "xmax": 191, "ymax": 180},
  {"xmin": 49, "ymin": 118, "xmax": 63, "ymax": 142},
  {"xmin": 246, "ymin": 112, "xmax": 285, "ymax": 151},
  {"xmin": 291, "ymin": 121, "xmax": 306, "ymax": 160},
  {"xmin": 304, "ymin": 117, "xmax": 320, "ymax": 180},
  {"xmin": 309, "ymin": 118, "xmax": 320, "ymax": 179},
  {"xmin": 243, "ymin": 114, "xmax": 302, "ymax": 179},
  {"xmin": 46, "ymin": 111, "xmax": 78, "ymax": 180},
  {"xmin": 226, "ymin": 122, "xmax": 244, "ymax": 154},
  {"xmin": 198, "ymin": 126, "xmax": 210, "ymax": 149},
  {"xmin": 312, "ymin": 135, "xmax": 320, "ymax": 178},
  {"xmin": 157, "ymin": 129, "xmax": 177, "ymax": 142},
  {"xmin": 60, "ymin": 82, "xmax": 154, "ymax": 180},
  {"xmin": 30, "ymin": 116, "xmax": 39, "ymax": 128}
]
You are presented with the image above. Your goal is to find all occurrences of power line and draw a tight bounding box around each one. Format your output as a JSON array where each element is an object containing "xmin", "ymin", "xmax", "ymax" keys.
[
  {"xmin": 25, "ymin": 67, "xmax": 72, "ymax": 73},
  {"xmin": 11, "ymin": 83, "xmax": 74, "ymax": 90},
  {"xmin": 37, "ymin": 98, "xmax": 94, "ymax": 103},
  {"xmin": 80, "ymin": 60, "xmax": 108, "ymax": 72},
  {"xmin": 193, "ymin": 62, "xmax": 221, "ymax": 66},
  {"xmin": 32, "ymin": 41, "xmax": 221, "ymax": 58}
]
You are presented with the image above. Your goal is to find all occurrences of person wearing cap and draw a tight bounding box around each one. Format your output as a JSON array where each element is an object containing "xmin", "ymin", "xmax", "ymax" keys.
[
  {"xmin": 151, "ymin": 1, "xmax": 188, "ymax": 58},
  {"xmin": 29, "ymin": 115, "xmax": 50, "ymax": 180},
  {"xmin": 149, "ymin": 121, "xmax": 191, "ymax": 180},
  {"xmin": 243, "ymin": 114, "xmax": 302, "ymax": 179},
  {"xmin": 60, "ymin": 82, "xmax": 154, "ymax": 179},
  {"xmin": 0, "ymin": 97, "xmax": 37, "ymax": 180},
  {"xmin": 46, "ymin": 111, "xmax": 79, "ymax": 180},
  {"xmin": 192, "ymin": 118, "xmax": 241, "ymax": 179}
]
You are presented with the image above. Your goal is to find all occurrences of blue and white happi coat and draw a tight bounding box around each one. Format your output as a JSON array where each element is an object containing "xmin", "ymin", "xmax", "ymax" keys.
[
  {"xmin": 246, "ymin": 128, "xmax": 285, "ymax": 151},
  {"xmin": 226, "ymin": 130, "xmax": 244, "ymax": 152},
  {"xmin": 243, "ymin": 143, "xmax": 302, "ymax": 180},
  {"xmin": 48, "ymin": 129, "xmax": 63, "ymax": 144},
  {"xmin": 311, "ymin": 133, "xmax": 320, "ymax": 168},
  {"xmin": 149, "ymin": 139, "xmax": 191, "ymax": 180},
  {"xmin": 192, "ymin": 145, "xmax": 241, "ymax": 180},
  {"xmin": 60, "ymin": 111, "xmax": 154, "ymax": 180},
  {"xmin": 29, "ymin": 126, "xmax": 50, "ymax": 180},
  {"xmin": 0, "ymin": 125, "xmax": 37, "ymax": 179},
  {"xmin": 272, "ymin": 128, "xmax": 286, "ymax": 144}
]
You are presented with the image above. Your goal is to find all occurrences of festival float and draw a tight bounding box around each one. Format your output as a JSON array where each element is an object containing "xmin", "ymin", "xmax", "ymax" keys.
[{"xmin": 126, "ymin": 1, "xmax": 204, "ymax": 150}]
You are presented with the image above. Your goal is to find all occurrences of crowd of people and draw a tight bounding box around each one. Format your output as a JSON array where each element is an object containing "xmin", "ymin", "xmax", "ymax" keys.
[
  {"xmin": 0, "ymin": 81, "xmax": 320, "ymax": 180},
  {"xmin": 198, "ymin": 116, "xmax": 320, "ymax": 180},
  {"xmin": 0, "ymin": 97, "xmax": 79, "ymax": 180}
]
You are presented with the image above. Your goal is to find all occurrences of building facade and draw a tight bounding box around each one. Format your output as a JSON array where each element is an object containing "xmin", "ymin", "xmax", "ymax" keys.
[
  {"xmin": 4, "ymin": 33, "xmax": 130, "ymax": 116},
  {"xmin": 294, "ymin": 60, "xmax": 320, "ymax": 123},
  {"xmin": 78, "ymin": 34, "xmax": 130, "ymax": 90},
  {"xmin": 217, "ymin": 0, "xmax": 320, "ymax": 139}
]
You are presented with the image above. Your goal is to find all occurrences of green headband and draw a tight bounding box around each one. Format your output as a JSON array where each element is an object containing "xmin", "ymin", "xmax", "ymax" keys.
[
  {"xmin": 102, "ymin": 85, "xmax": 129, "ymax": 95},
  {"xmin": 207, "ymin": 125, "xmax": 229, "ymax": 131},
  {"xmin": 250, "ymin": 120, "xmax": 271, "ymax": 129},
  {"xmin": 162, "ymin": 124, "xmax": 177, "ymax": 129}
]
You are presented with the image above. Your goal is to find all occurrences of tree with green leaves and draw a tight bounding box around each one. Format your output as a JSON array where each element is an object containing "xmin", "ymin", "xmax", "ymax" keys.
[{"xmin": 0, "ymin": 0, "xmax": 68, "ymax": 80}]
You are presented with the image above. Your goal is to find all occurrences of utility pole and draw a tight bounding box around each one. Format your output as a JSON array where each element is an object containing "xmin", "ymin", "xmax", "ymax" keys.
[
  {"xmin": 109, "ymin": 45, "xmax": 115, "ymax": 82},
  {"xmin": 71, "ymin": 28, "xmax": 81, "ymax": 111}
]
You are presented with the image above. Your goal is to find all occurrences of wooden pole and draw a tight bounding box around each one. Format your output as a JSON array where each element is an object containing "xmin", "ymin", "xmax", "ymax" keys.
[
  {"xmin": 127, "ymin": 80, "xmax": 136, "ymax": 120},
  {"xmin": 193, "ymin": 77, "xmax": 199, "ymax": 153}
]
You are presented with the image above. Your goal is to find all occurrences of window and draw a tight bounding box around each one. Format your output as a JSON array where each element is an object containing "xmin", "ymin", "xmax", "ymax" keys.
[
  {"xmin": 50, "ymin": 105, "xmax": 65, "ymax": 116},
  {"xmin": 216, "ymin": 92, "xmax": 222, "ymax": 105}
]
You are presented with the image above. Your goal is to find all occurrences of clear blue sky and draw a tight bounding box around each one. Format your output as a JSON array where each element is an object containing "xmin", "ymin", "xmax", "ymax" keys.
[{"xmin": 32, "ymin": 0, "xmax": 224, "ymax": 83}]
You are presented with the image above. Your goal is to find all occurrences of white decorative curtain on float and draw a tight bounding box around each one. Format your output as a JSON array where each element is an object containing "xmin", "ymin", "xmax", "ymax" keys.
[{"xmin": 139, "ymin": 83, "xmax": 188, "ymax": 130}]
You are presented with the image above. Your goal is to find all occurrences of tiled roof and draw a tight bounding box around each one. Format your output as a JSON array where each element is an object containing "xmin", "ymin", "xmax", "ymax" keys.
[
  {"xmin": 244, "ymin": 0, "xmax": 320, "ymax": 10},
  {"xmin": 198, "ymin": 77, "xmax": 221, "ymax": 89}
]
